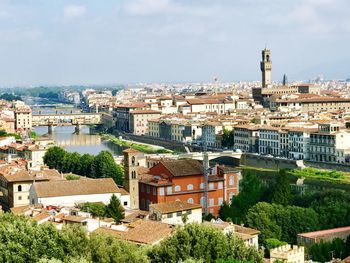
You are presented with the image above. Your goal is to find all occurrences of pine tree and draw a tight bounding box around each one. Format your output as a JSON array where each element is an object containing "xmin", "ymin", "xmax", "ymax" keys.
[
  {"xmin": 105, "ymin": 194, "xmax": 125, "ymax": 222},
  {"xmin": 271, "ymin": 170, "xmax": 291, "ymax": 206}
]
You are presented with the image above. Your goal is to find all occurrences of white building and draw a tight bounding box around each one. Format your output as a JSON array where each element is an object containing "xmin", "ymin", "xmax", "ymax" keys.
[
  {"xmin": 288, "ymin": 128, "xmax": 316, "ymax": 160},
  {"xmin": 258, "ymin": 126, "xmax": 281, "ymax": 156},
  {"xmin": 29, "ymin": 178, "xmax": 130, "ymax": 208},
  {"xmin": 149, "ymin": 201, "xmax": 202, "ymax": 225},
  {"xmin": 270, "ymin": 244, "xmax": 304, "ymax": 263}
]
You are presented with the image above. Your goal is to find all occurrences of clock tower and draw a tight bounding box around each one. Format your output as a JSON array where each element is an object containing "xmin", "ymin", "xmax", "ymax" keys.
[{"xmin": 260, "ymin": 48, "xmax": 272, "ymax": 88}]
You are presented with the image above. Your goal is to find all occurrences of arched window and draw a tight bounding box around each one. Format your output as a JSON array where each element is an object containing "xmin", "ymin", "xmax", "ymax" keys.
[
  {"xmin": 18, "ymin": 185, "xmax": 22, "ymax": 192},
  {"xmin": 131, "ymin": 156, "xmax": 136, "ymax": 166},
  {"xmin": 187, "ymin": 184, "xmax": 194, "ymax": 191},
  {"xmin": 229, "ymin": 176, "xmax": 234, "ymax": 186},
  {"xmin": 174, "ymin": 185, "xmax": 181, "ymax": 192},
  {"xmin": 131, "ymin": 171, "xmax": 136, "ymax": 179},
  {"xmin": 187, "ymin": 198, "xmax": 194, "ymax": 204}
]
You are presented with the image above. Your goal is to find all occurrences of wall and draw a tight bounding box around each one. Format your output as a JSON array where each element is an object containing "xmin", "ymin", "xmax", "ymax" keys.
[
  {"xmin": 305, "ymin": 160, "xmax": 350, "ymax": 173},
  {"xmin": 241, "ymin": 154, "xmax": 304, "ymax": 170}
]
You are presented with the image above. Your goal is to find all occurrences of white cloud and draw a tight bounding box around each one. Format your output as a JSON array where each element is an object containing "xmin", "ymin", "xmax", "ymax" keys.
[{"xmin": 63, "ymin": 4, "xmax": 86, "ymax": 19}]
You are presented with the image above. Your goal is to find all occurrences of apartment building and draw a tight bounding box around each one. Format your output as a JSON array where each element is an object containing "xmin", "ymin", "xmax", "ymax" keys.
[
  {"xmin": 272, "ymin": 94, "xmax": 350, "ymax": 113},
  {"xmin": 137, "ymin": 159, "xmax": 240, "ymax": 216},
  {"xmin": 186, "ymin": 98, "xmax": 235, "ymax": 114},
  {"xmin": 202, "ymin": 122, "xmax": 223, "ymax": 148},
  {"xmin": 130, "ymin": 110, "xmax": 161, "ymax": 135},
  {"xmin": 14, "ymin": 106, "xmax": 32, "ymax": 131},
  {"xmin": 309, "ymin": 122, "xmax": 350, "ymax": 163},
  {"xmin": 113, "ymin": 103, "xmax": 149, "ymax": 133},
  {"xmin": 258, "ymin": 126, "xmax": 280, "ymax": 156},
  {"xmin": 287, "ymin": 127, "xmax": 317, "ymax": 160},
  {"xmin": 233, "ymin": 125, "xmax": 259, "ymax": 153}
]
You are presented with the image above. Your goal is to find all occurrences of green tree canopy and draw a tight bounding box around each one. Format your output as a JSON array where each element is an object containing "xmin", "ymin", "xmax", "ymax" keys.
[
  {"xmin": 105, "ymin": 194, "xmax": 125, "ymax": 222},
  {"xmin": 43, "ymin": 146, "xmax": 66, "ymax": 171},
  {"xmin": 271, "ymin": 170, "xmax": 291, "ymax": 206},
  {"xmin": 91, "ymin": 151, "xmax": 123, "ymax": 184},
  {"xmin": 246, "ymin": 202, "xmax": 319, "ymax": 244},
  {"xmin": 148, "ymin": 223, "xmax": 263, "ymax": 263}
]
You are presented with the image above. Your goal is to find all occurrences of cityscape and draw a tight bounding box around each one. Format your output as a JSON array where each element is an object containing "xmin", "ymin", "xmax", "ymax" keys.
[{"xmin": 1, "ymin": 1, "xmax": 350, "ymax": 263}]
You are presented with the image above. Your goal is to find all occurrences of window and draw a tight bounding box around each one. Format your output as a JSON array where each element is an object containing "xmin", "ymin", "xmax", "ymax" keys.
[
  {"xmin": 209, "ymin": 182, "xmax": 214, "ymax": 190},
  {"xmin": 153, "ymin": 187, "xmax": 157, "ymax": 196},
  {"xmin": 187, "ymin": 198, "xmax": 194, "ymax": 204},
  {"xmin": 159, "ymin": 187, "xmax": 165, "ymax": 196},
  {"xmin": 218, "ymin": 198, "xmax": 223, "ymax": 206},
  {"xmin": 174, "ymin": 185, "xmax": 181, "ymax": 192},
  {"xmin": 200, "ymin": 182, "xmax": 205, "ymax": 189},
  {"xmin": 167, "ymin": 186, "xmax": 172, "ymax": 195},
  {"xmin": 146, "ymin": 185, "xmax": 150, "ymax": 194},
  {"xmin": 209, "ymin": 198, "xmax": 214, "ymax": 207},
  {"xmin": 131, "ymin": 156, "xmax": 136, "ymax": 165},
  {"xmin": 229, "ymin": 192, "xmax": 235, "ymax": 201},
  {"xmin": 141, "ymin": 198, "xmax": 145, "ymax": 208},
  {"xmin": 18, "ymin": 196, "xmax": 22, "ymax": 201},
  {"xmin": 18, "ymin": 185, "xmax": 22, "ymax": 192},
  {"xmin": 187, "ymin": 184, "xmax": 194, "ymax": 191},
  {"xmin": 218, "ymin": 182, "xmax": 223, "ymax": 189},
  {"xmin": 167, "ymin": 213, "xmax": 173, "ymax": 218},
  {"xmin": 229, "ymin": 176, "xmax": 234, "ymax": 186},
  {"xmin": 140, "ymin": 184, "xmax": 144, "ymax": 192},
  {"xmin": 131, "ymin": 171, "xmax": 136, "ymax": 179},
  {"xmin": 123, "ymin": 201, "xmax": 128, "ymax": 206},
  {"xmin": 176, "ymin": 211, "xmax": 182, "ymax": 217}
]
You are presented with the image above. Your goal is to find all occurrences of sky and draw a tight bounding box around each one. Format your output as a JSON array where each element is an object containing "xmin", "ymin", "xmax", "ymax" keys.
[{"xmin": 0, "ymin": 0, "xmax": 350, "ymax": 86}]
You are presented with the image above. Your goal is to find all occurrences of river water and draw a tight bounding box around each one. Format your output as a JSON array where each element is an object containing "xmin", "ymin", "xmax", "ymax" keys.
[
  {"xmin": 29, "ymin": 97, "xmax": 124, "ymax": 156},
  {"xmin": 34, "ymin": 126, "xmax": 124, "ymax": 156}
]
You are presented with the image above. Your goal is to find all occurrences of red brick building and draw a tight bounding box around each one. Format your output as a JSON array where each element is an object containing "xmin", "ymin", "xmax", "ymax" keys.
[{"xmin": 137, "ymin": 158, "xmax": 240, "ymax": 216}]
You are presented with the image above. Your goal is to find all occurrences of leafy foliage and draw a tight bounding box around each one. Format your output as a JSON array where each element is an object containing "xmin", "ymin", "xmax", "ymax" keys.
[
  {"xmin": 105, "ymin": 194, "xmax": 125, "ymax": 222},
  {"xmin": 271, "ymin": 170, "xmax": 291, "ymax": 206},
  {"xmin": 308, "ymin": 238, "xmax": 350, "ymax": 262},
  {"xmin": 246, "ymin": 202, "xmax": 319, "ymax": 244},
  {"xmin": 43, "ymin": 147, "xmax": 123, "ymax": 184},
  {"xmin": 221, "ymin": 129, "xmax": 234, "ymax": 148},
  {"xmin": 0, "ymin": 93, "xmax": 22, "ymax": 101},
  {"xmin": 80, "ymin": 202, "xmax": 106, "ymax": 218},
  {"xmin": 219, "ymin": 173, "xmax": 266, "ymax": 224},
  {"xmin": 0, "ymin": 129, "xmax": 21, "ymax": 140},
  {"xmin": 0, "ymin": 213, "xmax": 148, "ymax": 263},
  {"xmin": 148, "ymin": 224, "xmax": 263, "ymax": 263}
]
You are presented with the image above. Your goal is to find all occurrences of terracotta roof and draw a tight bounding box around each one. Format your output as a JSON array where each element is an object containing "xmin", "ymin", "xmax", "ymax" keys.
[
  {"xmin": 298, "ymin": 226, "xmax": 350, "ymax": 239},
  {"xmin": 32, "ymin": 211, "xmax": 51, "ymax": 222},
  {"xmin": 10, "ymin": 205, "xmax": 31, "ymax": 215},
  {"xmin": 150, "ymin": 201, "xmax": 202, "ymax": 214},
  {"xmin": 33, "ymin": 178, "xmax": 121, "ymax": 198},
  {"xmin": 123, "ymin": 148, "xmax": 140, "ymax": 154},
  {"xmin": 63, "ymin": 215, "xmax": 88, "ymax": 223},
  {"xmin": 160, "ymin": 159, "xmax": 203, "ymax": 177},
  {"xmin": 95, "ymin": 220, "xmax": 173, "ymax": 245}
]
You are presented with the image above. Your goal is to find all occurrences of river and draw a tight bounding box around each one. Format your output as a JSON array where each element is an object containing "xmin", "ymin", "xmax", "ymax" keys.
[
  {"xmin": 28, "ymin": 97, "xmax": 124, "ymax": 156},
  {"xmin": 34, "ymin": 126, "xmax": 124, "ymax": 156}
]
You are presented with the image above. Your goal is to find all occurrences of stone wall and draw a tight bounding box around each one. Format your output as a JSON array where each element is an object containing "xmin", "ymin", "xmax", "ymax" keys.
[
  {"xmin": 241, "ymin": 154, "xmax": 304, "ymax": 170},
  {"xmin": 305, "ymin": 160, "xmax": 350, "ymax": 173}
]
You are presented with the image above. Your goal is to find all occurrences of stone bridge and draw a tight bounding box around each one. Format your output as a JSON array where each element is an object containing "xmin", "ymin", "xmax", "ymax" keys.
[
  {"xmin": 177, "ymin": 151, "xmax": 242, "ymax": 161},
  {"xmin": 32, "ymin": 113, "xmax": 101, "ymax": 133}
]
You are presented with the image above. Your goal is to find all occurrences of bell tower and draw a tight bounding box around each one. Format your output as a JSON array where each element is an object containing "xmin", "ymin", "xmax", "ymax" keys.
[
  {"xmin": 123, "ymin": 148, "xmax": 142, "ymax": 209},
  {"xmin": 260, "ymin": 48, "xmax": 272, "ymax": 88}
]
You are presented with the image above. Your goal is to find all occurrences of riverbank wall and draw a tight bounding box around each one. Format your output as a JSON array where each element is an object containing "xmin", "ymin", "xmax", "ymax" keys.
[{"xmin": 241, "ymin": 154, "xmax": 304, "ymax": 170}]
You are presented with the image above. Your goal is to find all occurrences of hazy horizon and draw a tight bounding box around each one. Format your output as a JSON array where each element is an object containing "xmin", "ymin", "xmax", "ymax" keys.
[{"xmin": 0, "ymin": 0, "xmax": 349, "ymax": 87}]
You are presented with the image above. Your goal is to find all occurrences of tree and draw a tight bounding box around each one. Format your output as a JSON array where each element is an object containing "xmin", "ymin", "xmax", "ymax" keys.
[
  {"xmin": 91, "ymin": 151, "xmax": 123, "ymax": 184},
  {"xmin": 222, "ymin": 129, "xmax": 234, "ymax": 148},
  {"xmin": 78, "ymin": 154, "xmax": 94, "ymax": 177},
  {"xmin": 148, "ymin": 224, "xmax": 263, "ymax": 263},
  {"xmin": 89, "ymin": 233, "xmax": 149, "ymax": 263},
  {"xmin": 246, "ymin": 202, "xmax": 320, "ymax": 244},
  {"xmin": 230, "ymin": 173, "xmax": 266, "ymax": 223},
  {"xmin": 43, "ymin": 146, "xmax": 66, "ymax": 171},
  {"xmin": 271, "ymin": 170, "xmax": 291, "ymax": 206},
  {"xmin": 81, "ymin": 202, "xmax": 106, "ymax": 218},
  {"xmin": 105, "ymin": 194, "xmax": 125, "ymax": 222}
]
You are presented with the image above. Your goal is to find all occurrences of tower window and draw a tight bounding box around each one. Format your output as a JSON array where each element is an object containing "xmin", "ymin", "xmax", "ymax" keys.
[
  {"xmin": 131, "ymin": 156, "xmax": 136, "ymax": 166},
  {"xmin": 18, "ymin": 185, "xmax": 22, "ymax": 192}
]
